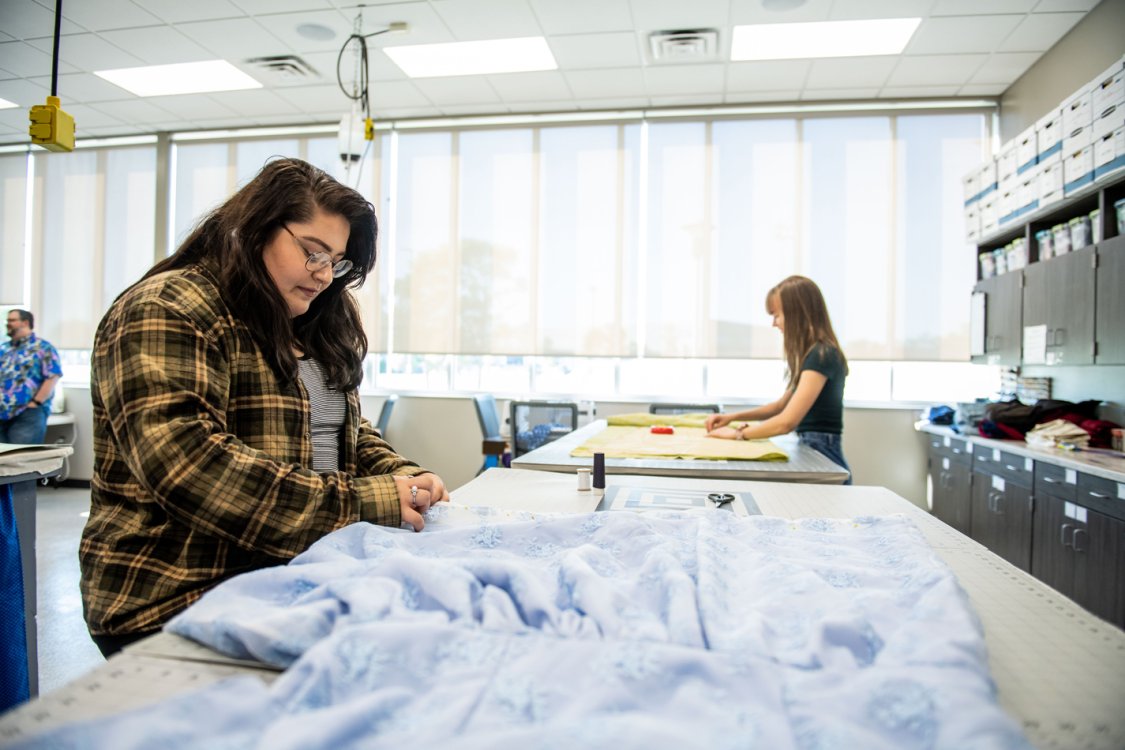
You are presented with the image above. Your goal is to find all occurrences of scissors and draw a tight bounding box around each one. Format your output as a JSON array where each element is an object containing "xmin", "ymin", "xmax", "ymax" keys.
[{"xmin": 707, "ymin": 492, "xmax": 736, "ymax": 507}]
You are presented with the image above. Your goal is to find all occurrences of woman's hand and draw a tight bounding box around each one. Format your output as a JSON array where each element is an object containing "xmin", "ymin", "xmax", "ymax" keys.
[
  {"xmin": 704, "ymin": 413, "xmax": 731, "ymax": 432},
  {"xmin": 394, "ymin": 473, "xmax": 451, "ymax": 532},
  {"xmin": 705, "ymin": 426, "xmax": 740, "ymax": 440}
]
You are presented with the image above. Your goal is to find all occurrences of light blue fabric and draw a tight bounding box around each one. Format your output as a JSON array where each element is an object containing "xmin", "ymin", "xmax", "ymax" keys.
[{"xmin": 13, "ymin": 510, "xmax": 1032, "ymax": 749}]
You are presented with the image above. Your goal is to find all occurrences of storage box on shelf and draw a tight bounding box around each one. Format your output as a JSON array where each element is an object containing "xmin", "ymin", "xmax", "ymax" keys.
[
  {"xmin": 971, "ymin": 170, "xmax": 1125, "ymax": 368},
  {"xmin": 1036, "ymin": 108, "xmax": 1064, "ymax": 166}
]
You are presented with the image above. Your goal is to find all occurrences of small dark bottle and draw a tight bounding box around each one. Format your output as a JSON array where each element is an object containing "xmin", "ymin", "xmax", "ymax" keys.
[{"xmin": 593, "ymin": 452, "xmax": 606, "ymax": 490}]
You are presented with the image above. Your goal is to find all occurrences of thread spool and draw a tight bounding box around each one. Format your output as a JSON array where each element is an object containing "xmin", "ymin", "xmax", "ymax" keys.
[
  {"xmin": 592, "ymin": 452, "xmax": 605, "ymax": 490},
  {"xmin": 577, "ymin": 467, "xmax": 592, "ymax": 491}
]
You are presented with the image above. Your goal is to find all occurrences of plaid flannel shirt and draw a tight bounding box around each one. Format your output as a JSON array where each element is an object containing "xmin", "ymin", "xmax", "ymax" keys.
[{"xmin": 81, "ymin": 261, "xmax": 425, "ymax": 636}]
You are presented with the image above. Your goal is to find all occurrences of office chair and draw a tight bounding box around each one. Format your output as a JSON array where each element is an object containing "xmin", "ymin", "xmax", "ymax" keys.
[
  {"xmin": 473, "ymin": 394, "xmax": 507, "ymax": 475},
  {"xmin": 509, "ymin": 400, "xmax": 579, "ymax": 458},
  {"xmin": 649, "ymin": 403, "xmax": 722, "ymax": 415},
  {"xmin": 374, "ymin": 394, "xmax": 397, "ymax": 440}
]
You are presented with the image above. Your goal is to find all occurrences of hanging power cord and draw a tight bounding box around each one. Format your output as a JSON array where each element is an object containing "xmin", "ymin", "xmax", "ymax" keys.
[
  {"xmin": 335, "ymin": 13, "xmax": 406, "ymax": 184},
  {"xmin": 28, "ymin": 0, "xmax": 75, "ymax": 151}
]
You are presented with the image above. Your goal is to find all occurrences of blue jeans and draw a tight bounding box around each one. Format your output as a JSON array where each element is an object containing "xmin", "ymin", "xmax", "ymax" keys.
[
  {"xmin": 799, "ymin": 430, "xmax": 852, "ymax": 485},
  {"xmin": 0, "ymin": 406, "xmax": 49, "ymax": 444}
]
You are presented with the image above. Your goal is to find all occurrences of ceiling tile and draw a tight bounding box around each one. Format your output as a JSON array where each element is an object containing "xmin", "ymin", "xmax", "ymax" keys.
[
  {"xmin": 371, "ymin": 80, "xmax": 439, "ymax": 109},
  {"xmin": 530, "ymin": 0, "xmax": 633, "ymax": 35},
  {"xmin": 931, "ymin": 0, "xmax": 1037, "ymax": 14},
  {"xmin": 128, "ymin": 0, "xmax": 245, "ymax": 25},
  {"xmin": 27, "ymin": 72, "xmax": 138, "ymax": 104},
  {"xmin": 998, "ymin": 11, "xmax": 1084, "ymax": 51},
  {"xmin": 0, "ymin": 108, "xmax": 32, "ymax": 131},
  {"xmin": 143, "ymin": 94, "xmax": 237, "ymax": 119},
  {"xmin": 61, "ymin": 0, "xmax": 160, "ymax": 31},
  {"xmin": 887, "ymin": 54, "xmax": 988, "ymax": 86},
  {"xmin": 725, "ymin": 90, "xmax": 800, "ymax": 103},
  {"xmin": 828, "ymin": 1, "xmax": 933, "ymax": 20},
  {"xmin": 649, "ymin": 93, "xmax": 725, "ymax": 107},
  {"xmin": 959, "ymin": 83, "xmax": 1008, "ymax": 96},
  {"xmin": 1032, "ymin": 0, "xmax": 1099, "ymax": 10},
  {"xmin": 969, "ymin": 52, "xmax": 1039, "ymax": 84},
  {"xmin": 98, "ymin": 26, "xmax": 215, "ymax": 65},
  {"xmin": 334, "ymin": 3, "xmax": 455, "ymax": 46},
  {"xmin": 83, "ymin": 97, "xmax": 176, "ymax": 123},
  {"xmin": 27, "ymin": 33, "xmax": 144, "ymax": 71},
  {"xmin": 805, "ymin": 57, "xmax": 897, "ymax": 89},
  {"xmin": 487, "ymin": 71, "xmax": 572, "ymax": 101},
  {"xmin": 379, "ymin": 105, "xmax": 441, "ymax": 120},
  {"xmin": 629, "ymin": 0, "xmax": 732, "ymax": 32},
  {"xmin": 177, "ymin": 18, "xmax": 289, "ymax": 60},
  {"xmin": 549, "ymin": 32, "xmax": 641, "ymax": 70},
  {"xmin": 439, "ymin": 103, "xmax": 511, "ymax": 115},
  {"xmin": 907, "ymin": 15, "xmax": 1024, "ymax": 55},
  {"xmin": 726, "ymin": 60, "xmax": 810, "ymax": 92},
  {"xmin": 273, "ymin": 83, "xmax": 358, "ymax": 113},
  {"xmin": 413, "ymin": 77, "xmax": 501, "ymax": 105},
  {"xmin": 0, "ymin": 41, "xmax": 79, "ymax": 78},
  {"xmin": 730, "ymin": 0, "xmax": 833, "ymax": 24},
  {"xmin": 233, "ymin": 0, "xmax": 342, "ymax": 12},
  {"xmin": 575, "ymin": 96, "xmax": 649, "ymax": 110},
  {"xmin": 0, "ymin": 76, "xmax": 47, "ymax": 106},
  {"xmin": 431, "ymin": 0, "xmax": 544, "ymax": 40},
  {"xmin": 643, "ymin": 64, "xmax": 726, "ymax": 96},
  {"xmin": 801, "ymin": 88, "xmax": 882, "ymax": 100},
  {"xmin": 296, "ymin": 50, "xmax": 407, "ymax": 88},
  {"xmin": 564, "ymin": 68, "xmax": 645, "ymax": 98},
  {"xmin": 0, "ymin": 0, "xmax": 83, "ymax": 39},
  {"xmin": 253, "ymin": 9, "xmax": 358, "ymax": 55},
  {"xmin": 206, "ymin": 89, "xmax": 303, "ymax": 117},
  {"xmin": 59, "ymin": 102, "xmax": 125, "ymax": 128},
  {"xmin": 879, "ymin": 85, "xmax": 963, "ymax": 98}
]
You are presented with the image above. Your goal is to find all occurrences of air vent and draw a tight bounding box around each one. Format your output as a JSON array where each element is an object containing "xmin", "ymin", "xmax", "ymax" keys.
[
  {"xmin": 244, "ymin": 55, "xmax": 319, "ymax": 80},
  {"xmin": 649, "ymin": 29, "xmax": 719, "ymax": 63}
]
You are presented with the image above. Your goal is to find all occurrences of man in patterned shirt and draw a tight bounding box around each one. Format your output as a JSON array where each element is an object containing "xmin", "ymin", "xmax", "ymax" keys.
[{"xmin": 0, "ymin": 309, "xmax": 62, "ymax": 444}]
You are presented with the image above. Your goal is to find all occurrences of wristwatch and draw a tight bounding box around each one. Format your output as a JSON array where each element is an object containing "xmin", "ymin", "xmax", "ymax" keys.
[
  {"xmin": 31, "ymin": 398, "xmax": 43, "ymax": 407},
  {"xmin": 736, "ymin": 425, "xmax": 747, "ymax": 440}
]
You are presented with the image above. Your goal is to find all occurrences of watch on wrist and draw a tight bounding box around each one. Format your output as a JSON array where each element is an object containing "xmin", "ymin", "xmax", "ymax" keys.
[
  {"xmin": 737, "ymin": 426, "xmax": 747, "ymax": 440},
  {"xmin": 31, "ymin": 398, "xmax": 43, "ymax": 406}
]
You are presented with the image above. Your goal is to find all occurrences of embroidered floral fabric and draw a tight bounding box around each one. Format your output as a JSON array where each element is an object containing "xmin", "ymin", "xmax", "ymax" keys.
[{"xmin": 15, "ymin": 510, "xmax": 1031, "ymax": 749}]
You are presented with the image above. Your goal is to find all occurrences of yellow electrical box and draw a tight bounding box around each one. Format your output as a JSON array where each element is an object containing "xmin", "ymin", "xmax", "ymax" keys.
[
  {"xmin": 28, "ymin": 95, "xmax": 75, "ymax": 152},
  {"xmin": 364, "ymin": 117, "xmax": 375, "ymax": 141}
]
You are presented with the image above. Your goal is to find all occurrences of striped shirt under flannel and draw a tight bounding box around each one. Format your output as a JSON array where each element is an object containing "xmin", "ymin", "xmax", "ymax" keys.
[{"xmin": 81, "ymin": 261, "xmax": 425, "ymax": 636}]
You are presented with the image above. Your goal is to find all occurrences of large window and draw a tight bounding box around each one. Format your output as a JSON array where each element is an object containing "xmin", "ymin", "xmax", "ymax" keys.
[{"xmin": 10, "ymin": 104, "xmax": 997, "ymax": 404}]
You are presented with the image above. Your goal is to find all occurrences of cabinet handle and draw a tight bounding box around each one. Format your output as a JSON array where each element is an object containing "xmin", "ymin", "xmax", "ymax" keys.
[
  {"xmin": 993, "ymin": 492, "xmax": 1003, "ymax": 515},
  {"xmin": 1073, "ymin": 528, "xmax": 1087, "ymax": 554},
  {"xmin": 1043, "ymin": 476, "xmax": 1059, "ymax": 484},
  {"xmin": 1060, "ymin": 523, "xmax": 1074, "ymax": 548},
  {"xmin": 1004, "ymin": 464, "xmax": 1018, "ymax": 472},
  {"xmin": 1087, "ymin": 492, "xmax": 1110, "ymax": 500}
]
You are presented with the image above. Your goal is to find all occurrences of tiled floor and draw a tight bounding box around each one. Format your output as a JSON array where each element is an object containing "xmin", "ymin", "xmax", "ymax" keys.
[{"xmin": 34, "ymin": 484, "xmax": 104, "ymax": 694}]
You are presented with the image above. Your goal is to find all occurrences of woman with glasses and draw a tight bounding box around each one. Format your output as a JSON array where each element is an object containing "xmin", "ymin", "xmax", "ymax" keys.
[
  {"xmin": 80, "ymin": 157, "xmax": 449, "ymax": 657},
  {"xmin": 704, "ymin": 275, "xmax": 852, "ymax": 484}
]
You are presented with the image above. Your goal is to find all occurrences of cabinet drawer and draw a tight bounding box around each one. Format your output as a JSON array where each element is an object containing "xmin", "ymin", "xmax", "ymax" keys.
[
  {"xmin": 973, "ymin": 446, "xmax": 1033, "ymax": 487},
  {"xmin": 1077, "ymin": 474, "xmax": 1125, "ymax": 522},
  {"xmin": 927, "ymin": 434, "xmax": 972, "ymax": 465},
  {"xmin": 1034, "ymin": 461, "xmax": 1079, "ymax": 501}
]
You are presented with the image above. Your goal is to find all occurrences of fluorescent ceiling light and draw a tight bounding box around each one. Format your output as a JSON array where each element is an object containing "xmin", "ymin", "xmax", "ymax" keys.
[
  {"xmin": 94, "ymin": 60, "xmax": 262, "ymax": 97},
  {"xmin": 0, "ymin": 97, "xmax": 18, "ymax": 109},
  {"xmin": 385, "ymin": 37, "xmax": 556, "ymax": 78},
  {"xmin": 732, "ymin": 18, "xmax": 921, "ymax": 61}
]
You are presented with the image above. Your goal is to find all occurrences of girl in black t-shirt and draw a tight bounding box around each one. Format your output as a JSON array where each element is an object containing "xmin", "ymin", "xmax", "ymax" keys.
[{"xmin": 705, "ymin": 275, "xmax": 852, "ymax": 483}]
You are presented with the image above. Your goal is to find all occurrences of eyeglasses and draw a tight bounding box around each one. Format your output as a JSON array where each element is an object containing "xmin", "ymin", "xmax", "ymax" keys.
[{"xmin": 282, "ymin": 225, "xmax": 353, "ymax": 279}]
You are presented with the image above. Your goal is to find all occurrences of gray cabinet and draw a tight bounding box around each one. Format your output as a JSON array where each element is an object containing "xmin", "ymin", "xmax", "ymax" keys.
[
  {"xmin": 1096, "ymin": 234, "xmax": 1125, "ymax": 364},
  {"xmin": 1022, "ymin": 246, "xmax": 1096, "ymax": 365},
  {"xmin": 970, "ymin": 447, "xmax": 1033, "ymax": 572},
  {"xmin": 971, "ymin": 272, "xmax": 1022, "ymax": 366},
  {"xmin": 926, "ymin": 435, "xmax": 972, "ymax": 536}
]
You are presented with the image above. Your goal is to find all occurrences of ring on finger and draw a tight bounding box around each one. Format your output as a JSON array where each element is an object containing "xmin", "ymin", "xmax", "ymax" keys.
[{"xmin": 410, "ymin": 485, "xmax": 419, "ymax": 507}]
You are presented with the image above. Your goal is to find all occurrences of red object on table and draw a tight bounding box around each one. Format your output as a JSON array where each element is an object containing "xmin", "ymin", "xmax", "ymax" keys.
[{"xmin": 650, "ymin": 426, "xmax": 674, "ymax": 435}]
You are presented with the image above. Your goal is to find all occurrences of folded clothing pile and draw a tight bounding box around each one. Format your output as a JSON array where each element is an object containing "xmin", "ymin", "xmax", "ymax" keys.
[{"xmin": 1025, "ymin": 419, "xmax": 1090, "ymax": 450}]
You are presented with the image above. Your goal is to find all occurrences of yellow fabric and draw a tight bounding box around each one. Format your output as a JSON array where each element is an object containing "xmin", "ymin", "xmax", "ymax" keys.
[
  {"xmin": 571, "ymin": 425, "xmax": 788, "ymax": 462},
  {"xmin": 606, "ymin": 412, "xmax": 713, "ymax": 428}
]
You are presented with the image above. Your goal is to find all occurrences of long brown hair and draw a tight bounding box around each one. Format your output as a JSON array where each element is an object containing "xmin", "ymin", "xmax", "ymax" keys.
[
  {"xmin": 144, "ymin": 158, "xmax": 377, "ymax": 390},
  {"xmin": 767, "ymin": 275, "xmax": 848, "ymax": 391}
]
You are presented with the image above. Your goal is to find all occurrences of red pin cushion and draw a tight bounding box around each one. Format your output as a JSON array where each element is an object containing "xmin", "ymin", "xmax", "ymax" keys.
[{"xmin": 650, "ymin": 426, "xmax": 674, "ymax": 434}]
